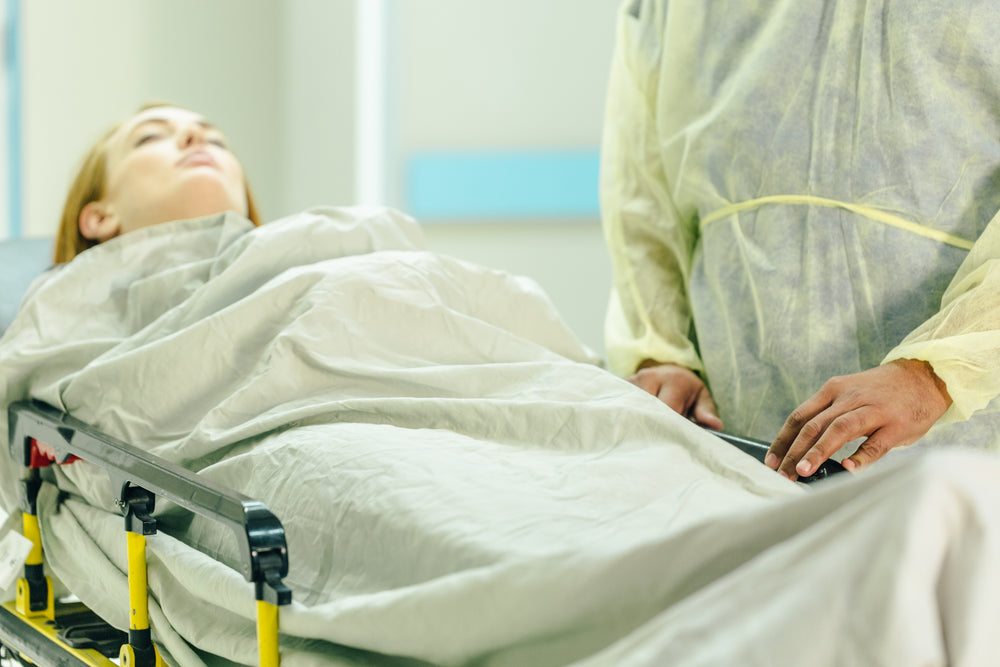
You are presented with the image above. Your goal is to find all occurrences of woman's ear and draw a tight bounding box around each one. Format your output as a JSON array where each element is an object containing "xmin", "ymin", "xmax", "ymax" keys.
[{"xmin": 78, "ymin": 201, "xmax": 121, "ymax": 241}]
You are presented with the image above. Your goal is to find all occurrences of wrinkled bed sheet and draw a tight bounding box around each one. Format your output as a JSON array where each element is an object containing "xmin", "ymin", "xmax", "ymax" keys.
[{"xmin": 0, "ymin": 208, "xmax": 998, "ymax": 666}]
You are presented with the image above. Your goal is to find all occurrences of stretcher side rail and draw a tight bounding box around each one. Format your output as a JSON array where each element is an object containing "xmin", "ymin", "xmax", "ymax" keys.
[
  {"xmin": 7, "ymin": 399, "xmax": 291, "ymax": 666},
  {"xmin": 713, "ymin": 431, "xmax": 846, "ymax": 482},
  {"xmin": 7, "ymin": 399, "xmax": 289, "ymax": 593}
]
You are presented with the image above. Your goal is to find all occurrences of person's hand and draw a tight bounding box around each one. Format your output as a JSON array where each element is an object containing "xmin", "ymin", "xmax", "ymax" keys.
[
  {"xmin": 766, "ymin": 359, "xmax": 951, "ymax": 480},
  {"xmin": 628, "ymin": 361, "xmax": 723, "ymax": 430}
]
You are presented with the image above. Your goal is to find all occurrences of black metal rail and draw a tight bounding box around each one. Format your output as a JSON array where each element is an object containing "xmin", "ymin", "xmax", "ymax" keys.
[
  {"xmin": 714, "ymin": 430, "xmax": 846, "ymax": 482},
  {"xmin": 7, "ymin": 400, "xmax": 290, "ymax": 601}
]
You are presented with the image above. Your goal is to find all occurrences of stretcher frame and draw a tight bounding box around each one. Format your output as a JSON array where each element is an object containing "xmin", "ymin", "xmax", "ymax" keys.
[
  {"xmin": 3, "ymin": 399, "xmax": 292, "ymax": 666},
  {"xmin": 0, "ymin": 396, "xmax": 843, "ymax": 667}
]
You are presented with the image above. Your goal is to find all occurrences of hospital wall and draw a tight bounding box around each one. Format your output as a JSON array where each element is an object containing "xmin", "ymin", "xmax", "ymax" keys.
[{"xmin": 15, "ymin": 0, "xmax": 619, "ymax": 357}]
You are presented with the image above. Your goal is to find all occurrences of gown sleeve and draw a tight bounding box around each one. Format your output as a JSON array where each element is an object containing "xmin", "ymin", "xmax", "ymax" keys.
[
  {"xmin": 884, "ymin": 210, "xmax": 1000, "ymax": 422},
  {"xmin": 601, "ymin": 0, "xmax": 703, "ymax": 376}
]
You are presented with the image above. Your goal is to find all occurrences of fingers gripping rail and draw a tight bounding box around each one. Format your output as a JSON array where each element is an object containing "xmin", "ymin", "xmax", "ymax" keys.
[
  {"xmin": 7, "ymin": 400, "xmax": 292, "ymax": 667},
  {"xmin": 713, "ymin": 431, "xmax": 846, "ymax": 482}
]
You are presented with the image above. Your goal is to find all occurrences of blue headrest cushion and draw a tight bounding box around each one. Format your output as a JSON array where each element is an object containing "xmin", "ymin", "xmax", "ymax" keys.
[{"xmin": 0, "ymin": 238, "xmax": 53, "ymax": 334}]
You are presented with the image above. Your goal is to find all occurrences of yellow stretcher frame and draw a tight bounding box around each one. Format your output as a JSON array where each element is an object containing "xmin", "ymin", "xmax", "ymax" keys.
[
  {"xmin": 0, "ymin": 599, "xmax": 117, "ymax": 666},
  {"xmin": 4, "ymin": 400, "xmax": 293, "ymax": 666}
]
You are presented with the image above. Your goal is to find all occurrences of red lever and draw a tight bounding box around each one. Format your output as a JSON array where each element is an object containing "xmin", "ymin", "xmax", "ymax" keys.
[{"xmin": 28, "ymin": 438, "xmax": 80, "ymax": 469}]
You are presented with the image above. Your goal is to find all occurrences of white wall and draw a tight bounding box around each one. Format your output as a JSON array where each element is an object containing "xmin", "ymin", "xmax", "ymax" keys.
[
  {"xmin": 281, "ymin": 0, "xmax": 357, "ymax": 214},
  {"xmin": 391, "ymin": 0, "xmax": 621, "ymax": 354},
  {"xmin": 395, "ymin": 0, "xmax": 619, "ymax": 156},
  {"xmin": 0, "ymin": 0, "xmax": 8, "ymax": 240},
  {"xmin": 15, "ymin": 0, "xmax": 621, "ymax": 355}
]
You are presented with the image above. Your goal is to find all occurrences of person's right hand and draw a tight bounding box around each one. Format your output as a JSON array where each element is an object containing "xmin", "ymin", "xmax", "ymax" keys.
[{"xmin": 627, "ymin": 361, "xmax": 723, "ymax": 430}]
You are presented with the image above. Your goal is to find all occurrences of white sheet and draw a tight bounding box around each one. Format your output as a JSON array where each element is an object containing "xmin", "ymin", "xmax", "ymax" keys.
[{"xmin": 0, "ymin": 208, "xmax": 997, "ymax": 666}]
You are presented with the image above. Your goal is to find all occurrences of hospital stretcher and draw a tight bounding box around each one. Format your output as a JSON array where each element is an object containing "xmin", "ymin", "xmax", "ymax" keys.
[
  {"xmin": 0, "ymin": 403, "xmax": 843, "ymax": 667},
  {"xmin": 2, "ymin": 400, "xmax": 291, "ymax": 666}
]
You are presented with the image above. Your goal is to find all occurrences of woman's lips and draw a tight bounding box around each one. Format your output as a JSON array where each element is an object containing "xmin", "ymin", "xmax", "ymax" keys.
[{"xmin": 177, "ymin": 150, "xmax": 218, "ymax": 168}]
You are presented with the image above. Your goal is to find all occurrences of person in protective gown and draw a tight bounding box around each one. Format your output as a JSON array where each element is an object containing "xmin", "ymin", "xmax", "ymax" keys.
[{"xmin": 601, "ymin": 0, "xmax": 1000, "ymax": 480}]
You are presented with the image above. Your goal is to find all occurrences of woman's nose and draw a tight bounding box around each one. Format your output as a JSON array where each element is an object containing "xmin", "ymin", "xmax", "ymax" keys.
[{"xmin": 178, "ymin": 123, "xmax": 207, "ymax": 148}]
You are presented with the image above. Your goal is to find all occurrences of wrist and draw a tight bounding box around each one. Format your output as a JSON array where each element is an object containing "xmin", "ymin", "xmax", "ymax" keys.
[{"xmin": 891, "ymin": 358, "xmax": 953, "ymax": 409}]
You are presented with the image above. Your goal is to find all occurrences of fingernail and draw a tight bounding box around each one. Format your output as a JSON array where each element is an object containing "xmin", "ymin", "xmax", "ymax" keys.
[
  {"xmin": 778, "ymin": 470, "xmax": 791, "ymax": 480},
  {"xmin": 842, "ymin": 459, "xmax": 856, "ymax": 472},
  {"xmin": 796, "ymin": 460, "xmax": 812, "ymax": 476},
  {"xmin": 764, "ymin": 453, "xmax": 778, "ymax": 468}
]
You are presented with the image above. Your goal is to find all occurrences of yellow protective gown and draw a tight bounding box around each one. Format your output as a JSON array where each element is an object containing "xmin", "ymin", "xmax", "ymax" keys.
[{"xmin": 602, "ymin": 0, "xmax": 1000, "ymax": 450}]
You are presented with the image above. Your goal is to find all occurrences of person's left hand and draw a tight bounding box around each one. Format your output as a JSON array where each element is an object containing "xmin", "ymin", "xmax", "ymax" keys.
[{"xmin": 765, "ymin": 359, "xmax": 952, "ymax": 481}]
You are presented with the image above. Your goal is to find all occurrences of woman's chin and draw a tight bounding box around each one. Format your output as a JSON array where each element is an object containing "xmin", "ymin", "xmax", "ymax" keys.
[{"xmin": 170, "ymin": 182, "xmax": 247, "ymax": 221}]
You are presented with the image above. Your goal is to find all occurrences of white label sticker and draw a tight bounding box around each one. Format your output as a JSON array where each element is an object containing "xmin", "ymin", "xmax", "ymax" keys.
[{"xmin": 0, "ymin": 529, "xmax": 33, "ymax": 592}]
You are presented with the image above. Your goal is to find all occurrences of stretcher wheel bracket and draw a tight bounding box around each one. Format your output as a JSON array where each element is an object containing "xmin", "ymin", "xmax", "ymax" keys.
[
  {"xmin": 8, "ymin": 400, "xmax": 294, "ymax": 666},
  {"xmin": 119, "ymin": 486, "xmax": 162, "ymax": 667},
  {"xmin": 15, "ymin": 469, "xmax": 53, "ymax": 623}
]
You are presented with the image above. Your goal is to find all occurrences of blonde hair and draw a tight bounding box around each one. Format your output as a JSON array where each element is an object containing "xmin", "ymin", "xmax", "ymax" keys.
[{"xmin": 53, "ymin": 103, "xmax": 261, "ymax": 264}]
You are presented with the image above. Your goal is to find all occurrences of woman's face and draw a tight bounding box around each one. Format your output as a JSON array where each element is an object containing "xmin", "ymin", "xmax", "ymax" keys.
[{"xmin": 87, "ymin": 106, "xmax": 248, "ymax": 238}]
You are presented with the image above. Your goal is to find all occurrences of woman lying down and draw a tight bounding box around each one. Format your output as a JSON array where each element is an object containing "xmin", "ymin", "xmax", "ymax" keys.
[{"xmin": 0, "ymin": 104, "xmax": 998, "ymax": 667}]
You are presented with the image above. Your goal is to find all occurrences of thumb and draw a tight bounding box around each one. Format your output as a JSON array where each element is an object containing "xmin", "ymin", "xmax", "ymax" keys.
[
  {"xmin": 843, "ymin": 433, "xmax": 893, "ymax": 472},
  {"xmin": 693, "ymin": 388, "xmax": 723, "ymax": 431}
]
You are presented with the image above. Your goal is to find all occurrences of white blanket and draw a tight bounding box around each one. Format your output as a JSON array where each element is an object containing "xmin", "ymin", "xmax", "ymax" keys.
[{"xmin": 0, "ymin": 208, "xmax": 997, "ymax": 666}]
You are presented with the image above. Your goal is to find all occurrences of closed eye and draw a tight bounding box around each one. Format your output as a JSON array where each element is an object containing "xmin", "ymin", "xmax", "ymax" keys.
[{"xmin": 134, "ymin": 133, "xmax": 162, "ymax": 147}]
